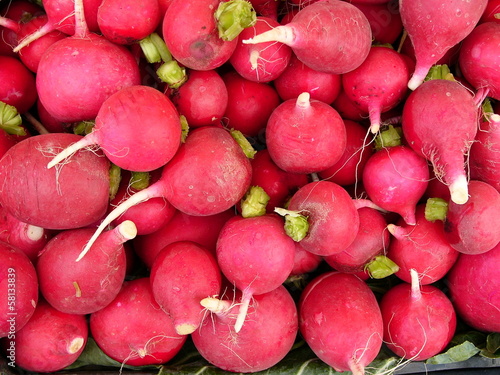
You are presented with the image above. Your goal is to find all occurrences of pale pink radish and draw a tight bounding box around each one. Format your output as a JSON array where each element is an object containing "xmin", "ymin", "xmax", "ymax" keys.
[
  {"xmin": 299, "ymin": 271, "xmax": 383, "ymax": 374},
  {"xmin": 399, "ymin": 0, "xmax": 487, "ymax": 90},
  {"xmin": 242, "ymin": 0, "xmax": 372, "ymax": 74},
  {"xmin": 401, "ymin": 78, "xmax": 479, "ymax": 204},
  {"xmin": 380, "ymin": 269, "xmax": 457, "ymax": 360}
]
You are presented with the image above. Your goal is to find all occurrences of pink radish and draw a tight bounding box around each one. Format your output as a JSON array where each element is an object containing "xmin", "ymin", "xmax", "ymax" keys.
[
  {"xmin": 299, "ymin": 271, "xmax": 383, "ymax": 374},
  {"xmin": 242, "ymin": 0, "xmax": 372, "ymax": 74},
  {"xmin": 401, "ymin": 78, "xmax": 479, "ymax": 205},
  {"xmin": 216, "ymin": 213, "xmax": 296, "ymax": 332},
  {"xmin": 47, "ymin": 85, "xmax": 182, "ymax": 172},
  {"xmin": 0, "ymin": 55, "xmax": 37, "ymax": 114},
  {"xmin": 265, "ymin": 92, "xmax": 347, "ymax": 174},
  {"xmin": 90, "ymin": 277, "xmax": 187, "ymax": 366},
  {"xmin": 380, "ymin": 269, "xmax": 457, "ymax": 360},
  {"xmin": 150, "ymin": 241, "xmax": 222, "ymax": 335},
  {"xmin": 399, "ymin": 0, "xmax": 487, "ymax": 90},
  {"xmin": 0, "ymin": 133, "xmax": 110, "ymax": 230},
  {"xmin": 289, "ymin": 241, "xmax": 322, "ymax": 276}
]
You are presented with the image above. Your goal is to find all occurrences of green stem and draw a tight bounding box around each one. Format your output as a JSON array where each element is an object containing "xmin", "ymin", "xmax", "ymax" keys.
[
  {"xmin": 180, "ymin": 115, "xmax": 189, "ymax": 143},
  {"xmin": 139, "ymin": 32, "xmax": 173, "ymax": 63},
  {"xmin": 130, "ymin": 172, "xmax": 151, "ymax": 191},
  {"xmin": 424, "ymin": 197, "xmax": 448, "ymax": 222},
  {"xmin": 156, "ymin": 60, "xmax": 187, "ymax": 89},
  {"xmin": 230, "ymin": 129, "xmax": 256, "ymax": 159},
  {"xmin": 424, "ymin": 64, "xmax": 455, "ymax": 82},
  {"xmin": 215, "ymin": 0, "xmax": 257, "ymax": 41},
  {"xmin": 374, "ymin": 125, "xmax": 403, "ymax": 150},
  {"xmin": 240, "ymin": 186, "xmax": 270, "ymax": 218},
  {"xmin": 0, "ymin": 102, "xmax": 25, "ymax": 136},
  {"xmin": 108, "ymin": 164, "xmax": 122, "ymax": 201},
  {"xmin": 274, "ymin": 207, "xmax": 309, "ymax": 242},
  {"xmin": 365, "ymin": 255, "xmax": 400, "ymax": 279},
  {"xmin": 73, "ymin": 120, "xmax": 95, "ymax": 135}
]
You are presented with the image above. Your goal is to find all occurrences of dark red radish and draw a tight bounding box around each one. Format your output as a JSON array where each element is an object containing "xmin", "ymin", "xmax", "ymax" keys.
[
  {"xmin": 230, "ymin": 16, "xmax": 292, "ymax": 82},
  {"xmin": 47, "ymin": 85, "xmax": 182, "ymax": 172},
  {"xmin": 387, "ymin": 203, "xmax": 459, "ymax": 285},
  {"xmin": 162, "ymin": 0, "xmax": 256, "ymax": 71},
  {"xmin": 380, "ymin": 269, "xmax": 457, "ymax": 361},
  {"xmin": 444, "ymin": 180, "xmax": 500, "ymax": 255},
  {"xmin": 0, "ymin": 133, "xmax": 110, "ymax": 230},
  {"xmin": 342, "ymin": 46, "xmax": 410, "ymax": 134},
  {"xmin": 192, "ymin": 285, "xmax": 298, "ymax": 373},
  {"xmin": 289, "ymin": 241, "xmax": 322, "ymax": 276},
  {"xmin": 36, "ymin": 99, "xmax": 68, "ymax": 134},
  {"xmin": 77, "ymin": 126, "xmax": 252, "ymax": 261},
  {"xmin": 459, "ymin": 21, "xmax": 500, "ymax": 102},
  {"xmin": 2, "ymin": 299, "xmax": 88, "ymax": 373},
  {"xmin": 285, "ymin": 180, "xmax": 360, "ymax": 256},
  {"xmin": 90, "ymin": 277, "xmax": 187, "ymax": 366},
  {"xmin": 97, "ymin": 0, "xmax": 161, "ymax": 45},
  {"xmin": 265, "ymin": 92, "xmax": 347, "ymax": 174},
  {"xmin": 299, "ymin": 271, "xmax": 383, "ymax": 374},
  {"xmin": 37, "ymin": 221, "xmax": 134, "ymax": 315},
  {"xmin": 399, "ymin": 0, "xmax": 487, "ymax": 90},
  {"xmin": 362, "ymin": 145, "xmax": 429, "ymax": 225},
  {"xmin": 0, "ymin": 242, "xmax": 38, "ymax": 338},
  {"xmin": 133, "ymin": 208, "xmax": 235, "ymax": 268},
  {"xmin": 243, "ymin": 0, "xmax": 372, "ymax": 74},
  {"xmin": 423, "ymin": 169, "xmax": 452, "ymax": 202},
  {"xmin": 401, "ymin": 78, "xmax": 479, "ymax": 205},
  {"xmin": 352, "ymin": 1, "xmax": 403, "ymax": 44},
  {"xmin": 150, "ymin": 241, "xmax": 222, "ymax": 335},
  {"xmin": 273, "ymin": 53, "xmax": 342, "ymax": 104},
  {"xmin": 216, "ymin": 213, "xmax": 296, "ymax": 332},
  {"xmin": 447, "ymin": 242, "xmax": 500, "ymax": 333},
  {"xmin": 168, "ymin": 69, "xmax": 228, "ymax": 128},
  {"xmin": 480, "ymin": 0, "xmax": 500, "ymax": 24},
  {"xmin": 0, "ymin": 55, "xmax": 37, "ymax": 114},
  {"xmin": 332, "ymin": 88, "xmax": 369, "ymax": 122},
  {"xmin": 249, "ymin": 0, "xmax": 280, "ymax": 19},
  {"xmin": 222, "ymin": 70, "xmax": 281, "ymax": 137}
]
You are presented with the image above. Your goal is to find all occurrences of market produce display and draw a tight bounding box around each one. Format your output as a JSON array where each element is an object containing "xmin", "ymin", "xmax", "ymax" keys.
[{"xmin": 1, "ymin": 0, "xmax": 500, "ymax": 374}]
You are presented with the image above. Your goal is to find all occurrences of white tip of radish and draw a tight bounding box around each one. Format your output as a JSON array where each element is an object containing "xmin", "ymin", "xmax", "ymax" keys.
[
  {"xmin": 117, "ymin": 220, "xmax": 138, "ymax": 241},
  {"xmin": 449, "ymin": 175, "xmax": 469, "ymax": 205},
  {"xmin": 67, "ymin": 337, "xmax": 85, "ymax": 354},
  {"xmin": 26, "ymin": 225, "xmax": 44, "ymax": 241},
  {"xmin": 242, "ymin": 25, "xmax": 295, "ymax": 46},
  {"xmin": 410, "ymin": 269, "xmax": 422, "ymax": 301},
  {"xmin": 369, "ymin": 122, "xmax": 380, "ymax": 134},
  {"xmin": 175, "ymin": 323, "xmax": 197, "ymax": 336},
  {"xmin": 296, "ymin": 92, "xmax": 311, "ymax": 109},
  {"xmin": 407, "ymin": 75, "xmax": 424, "ymax": 91},
  {"xmin": 234, "ymin": 294, "xmax": 252, "ymax": 333}
]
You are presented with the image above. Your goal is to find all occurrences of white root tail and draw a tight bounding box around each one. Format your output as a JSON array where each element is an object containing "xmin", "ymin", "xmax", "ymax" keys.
[
  {"xmin": 242, "ymin": 25, "xmax": 295, "ymax": 46},
  {"xmin": 234, "ymin": 291, "xmax": 252, "ymax": 333},
  {"xmin": 47, "ymin": 134, "xmax": 97, "ymax": 169},
  {"xmin": 449, "ymin": 174, "xmax": 469, "ymax": 205}
]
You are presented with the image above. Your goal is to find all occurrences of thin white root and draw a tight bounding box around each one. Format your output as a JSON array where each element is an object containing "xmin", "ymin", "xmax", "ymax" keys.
[
  {"xmin": 410, "ymin": 268, "xmax": 422, "ymax": 302},
  {"xmin": 449, "ymin": 175, "xmax": 469, "ymax": 205},
  {"xmin": 234, "ymin": 293, "xmax": 251, "ymax": 333},
  {"xmin": 47, "ymin": 135, "xmax": 96, "ymax": 169},
  {"xmin": 242, "ymin": 25, "xmax": 295, "ymax": 46},
  {"xmin": 200, "ymin": 297, "xmax": 232, "ymax": 314}
]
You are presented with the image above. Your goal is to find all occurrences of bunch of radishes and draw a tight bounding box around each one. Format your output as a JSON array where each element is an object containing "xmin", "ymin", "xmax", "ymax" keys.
[{"xmin": 1, "ymin": 0, "xmax": 500, "ymax": 373}]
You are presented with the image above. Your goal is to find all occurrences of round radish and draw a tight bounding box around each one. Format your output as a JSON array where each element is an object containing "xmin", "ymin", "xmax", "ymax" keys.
[
  {"xmin": 353, "ymin": 1, "xmax": 403, "ymax": 44},
  {"xmin": 0, "ymin": 55, "xmax": 37, "ymax": 114}
]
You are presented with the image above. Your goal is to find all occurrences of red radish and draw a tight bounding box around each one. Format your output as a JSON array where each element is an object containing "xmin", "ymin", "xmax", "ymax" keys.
[
  {"xmin": 299, "ymin": 271, "xmax": 383, "ymax": 374},
  {"xmin": 0, "ymin": 55, "xmax": 37, "ymax": 114},
  {"xmin": 387, "ymin": 203, "xmax": 459, "ymax": 285},
  {"xmin": 0, "ymin": 242, "xmax": 38, "ymax": 337},
  {"xmin": 36, "ymin": 221, "xmax": 135, "ymax": 315},
  {"xmin": 162, "ymin": 0, "xmax": 256, "ymax": 71},
  {"xmin": 444, "ymin": 180, "xmax": 500, "ymax": 255},
  {"xmin": 36, "ymin": 99, "xmax": 68, "ymax": 133},
  {"xmin": 289, "ymin": 241, "xmax": 322, "ymax": 276},
  {"xmin": 230, "ymin": 16, "xmax": 292, "ymax": 82},
  {"xmin": 47, "ymin": 85, "xmax": 182, "ymax": 172},
  {"xmin": 150, "ymin": 241, "xmax": 222, "ymax": 335},
  {"xmin": 249, "ymin": 0, "xmax": 280, "ymax": 19},
  {"xmin": 362, "ymin": 145, "xmax": 429, "ymax": 226},
  {"xmin": 192, "ymin": 285, "xmax": 298, "ymax": 373},
  {"xmin": 446, "ymin": 242, "xmax": 500, "ymax": 333},
  {"xmin": 222, "ymin": 70, "xmax": 281, "ymax": 137},
  {"xmin": 342, "ymin": 46, "xmax": 411, "ymax": 133},
  {"xmin": 458, "ymin": 21, "xmax": 500, "ymax": 102},
  {"xmin": 332, "ymin": 88, "xmax": 369, "ymax": 122},
  {"xmin": 243, "ymin": 0, "xmax": 372, "ymax": 74},
  {"xmin": 352, "ymin": 1, "xmax": 403, "ymax": 44},
  {"xmin": 285, "ymin": 180, "xmax": 360, "ymax": 256},
  {"xmin": 36, "ymin": 0, "xmax": 141, "ymax": 123},
  {"xmin": 399, "ymin": 0, "xmax": 487, "ymax": 90},
  {"xmin": 273, "ymin": 53, "xmax": 342, "ymax": 104},
  {"xmin": 318, "ymin": 119, "xmax": 373, "ymax": 187},
  {"xmin": 401, "ymin": 78, "xmax": 479, "ymax": 205},
  {"xmin": 97, "ymin": 0, "xmax": 161, "ymax": 44},
  {"xmin": 380, "ymin": 269, "xmax": 457, "ymax": 360},
  {"xmin": 168, "ymin": 69, "xmax": 228, "ymax": 128},
  {"xmin": 480, "ymin": 0, "xmax": 500, "ymax": 24},
  {"xmin": 133, "ymin": 208, "xmax": 235, "ymax": 267},
  {"xmin": 77, "ymin": 126, "xmax": 252, "ymax": 261},
  {"xmin": 216, "ymin": 213, "xmax": 296, "ymax": 332},
  {"xmin": 2, "ymin": 299, "xmax": 88, "ymax": 372},
  {"xmin": 265, "ymin": 92, "xmax": 347, "ymax": 174},
  {"xmin": 0, "ymin": 133, "xmax": 110, "ymax": 230},
  {"xmin": 90, "ymin": 277, "xmax": 187, "ymax": 366}
]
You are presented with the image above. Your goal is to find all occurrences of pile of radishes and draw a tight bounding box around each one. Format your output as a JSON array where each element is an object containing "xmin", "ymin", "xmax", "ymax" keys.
[{"xmin": 1, "ymin": 0, "xmax": 500, "ymax": 373}]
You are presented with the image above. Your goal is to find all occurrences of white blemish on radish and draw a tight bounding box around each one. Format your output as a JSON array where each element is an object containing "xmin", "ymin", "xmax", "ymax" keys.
[{"xmin": 67, "ymin": 337, "xmax": 85, "ymax": 354}]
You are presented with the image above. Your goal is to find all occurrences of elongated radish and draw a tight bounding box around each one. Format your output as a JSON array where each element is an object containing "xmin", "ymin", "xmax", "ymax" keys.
[
  {"xmin": 399, "ymin": 0, "xmax": 487, "ymax": 90},
  {"xmin": 243, "ymin": 0, "xmax": 372, "ymax": 74}
]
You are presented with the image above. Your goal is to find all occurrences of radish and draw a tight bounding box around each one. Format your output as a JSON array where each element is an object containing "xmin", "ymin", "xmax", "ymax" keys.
[
  {"xmin": 36, "ymin": 221, "xmax": 135, "ymax": 315},
  {"xmin": 192, "ymin": 285, "xmax": 298, "ymax": 373},
  {"xmin": 0, "ymin": 133, "xmax": 110, "ymax": 230},
  {"xmin": 265, "ymin": 92, "xmax": 347, "ymax": 174},
  {"xmin": 444, "ymin": 180, "xmax": 500, "ymax": 255},
  {"xmin": 47, "ymin": 85, "xmax": 182, "ymax": 172},
  {"xmin": 4, "ymin": 299, "xmax": 88, "ymax": 373},
  {"xmin": 90, "ymin": 277, "xmax": 187, "ymax": 366},
  {"xmin": 216, "ymin": 213, "xmax": 296, "ymax": 332},
  {"xmin": 399, "ymin": 0, "xmax": 487, "ymax": 90},
  {"xmin": 299, "ymin": 271, "xmax": 383, "ymax": 374},
  {"xmin": 446, "ymin": 242, "xmax": 500, "ymax": 333},
  {"xmin": 480, "ymin": 0, "xmax": 500, "ymax": 24},
  {"xmin": 0, "ymin": 55, "xmax": 37, "ymax": 114},
  {"xmin": 289, "ymin": 241, "xmax": 322, "ymax": 276},
  {"xmin": 380, "ymin": 269, "xmax": 457, "ymax": 360},
  {"xmin": 0, "ymin": 241, "xmax": 38, "ymax": 338},
  {"xmin": 249, "ymin": 0, "xmax": 280, "ymax": 20},
  {"xmin": 401, "ymin": 78, "xmax": 479, "ymax": 205},
  {"xmin": 332, "ymin": 88, "xmax": 369, "ymax": 122},
  {"xmin": 243, "ymin": 0, "xmax": 372, "ymax": 74},
  {"xmin": 352, "ymin": 1, "xmax": 403, "ymax": 44}
]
